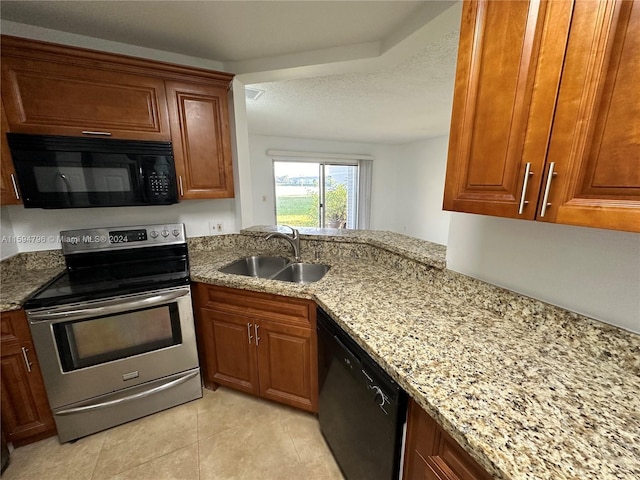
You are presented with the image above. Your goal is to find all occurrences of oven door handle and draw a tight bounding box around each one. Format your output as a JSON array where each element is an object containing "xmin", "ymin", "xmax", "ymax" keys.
[
  {"xmin": 27, "ymin": 287, "xmax": 190, "ymax": 323},
  {"xmin": 54, "ymin": 369, "xmax": 199, "ymax": 416}
]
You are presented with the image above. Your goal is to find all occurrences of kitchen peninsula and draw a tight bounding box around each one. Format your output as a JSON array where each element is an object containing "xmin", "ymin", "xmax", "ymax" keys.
[{"xmin": 1, "ymin": 227, "xmax": 639, "ymax": 480}]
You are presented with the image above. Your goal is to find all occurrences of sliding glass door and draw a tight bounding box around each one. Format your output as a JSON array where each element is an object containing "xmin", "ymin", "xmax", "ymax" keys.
[{"xmin": 273, "ymin": 161, "xmax": 358, "ymax": 229}]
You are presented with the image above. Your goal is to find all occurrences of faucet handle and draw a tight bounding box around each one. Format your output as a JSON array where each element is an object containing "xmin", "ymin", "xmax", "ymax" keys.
[{"xmin": 281, "ymin": 224, "xmax": 298, "ymax": 236}]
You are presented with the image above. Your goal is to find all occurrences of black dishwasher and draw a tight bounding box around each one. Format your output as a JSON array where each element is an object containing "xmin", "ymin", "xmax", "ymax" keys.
[{"xmin": 317, "ymin": 307, "xmax": 407, "ymax": 480}]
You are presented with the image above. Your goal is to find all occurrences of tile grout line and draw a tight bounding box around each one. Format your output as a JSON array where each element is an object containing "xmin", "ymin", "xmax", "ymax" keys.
[
  {"xmin": 89, "ymin": 435, "xmax": 108, "ymax": 480},
  {"xmin": 283, "ymin": 419, "xmax": 303, "ymax": 464}
]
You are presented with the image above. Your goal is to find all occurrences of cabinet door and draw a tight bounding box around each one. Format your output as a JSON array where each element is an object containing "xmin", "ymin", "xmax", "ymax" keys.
[
  {"xmin": 1, "ymin": 43, "xmax": 170, "ymax": 141},
  {"xmin": 403, "ymin": 400, "xmax": 491, "ymax": 480},
  {"xmin": 1, "ymin": 101, "xmax": 21, "ymax": 205},
  {"xmin": 166, "ymin": 81, "xmax": 234, "ymax": 199},
  {"xmin": 444, "ymin": 0, "xmax": 556, "ymax": 219},
  {"xmin": 0, "ymin": 309, "xmax": 31, "ymax": 346},
  {"xmin": 256, "ymin": 320, "xmax": 318, "ymax": 413},
  {"xmin": 0, "ymin": 310, "xmax": 55, "ymax": 446},
  {"xmin": 541, "ymin": 0, "xmax": 640, "ymax": 232},
  {"xmin": 199, "ymin": 308, "xmax": 259, "ymax": 396}
]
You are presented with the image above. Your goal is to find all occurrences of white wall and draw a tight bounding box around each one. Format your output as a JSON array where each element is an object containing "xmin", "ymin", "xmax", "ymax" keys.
[
  {"xmin": 447, "ymin": 214, "xmax": 640, "ymax": 333},
  {"xmin": 0, "ymin": 207, "xmax": 19, "ymax": 259},
  {"xmin": 390, "ymin": 137, "xmax": 450, "ymax": 245},
  {"xmin": 2, "ymin": 200, "xmax": 236, "ymax": 256}
]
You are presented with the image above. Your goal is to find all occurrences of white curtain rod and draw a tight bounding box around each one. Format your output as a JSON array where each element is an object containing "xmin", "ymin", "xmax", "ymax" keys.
[{"xmin": 266, "ymin": 149, "xmax": 374, "ymax": 161}]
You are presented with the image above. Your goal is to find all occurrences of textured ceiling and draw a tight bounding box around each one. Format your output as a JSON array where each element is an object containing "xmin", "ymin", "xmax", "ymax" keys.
[
  {"xmin": 0, "ymin": 1, "xmax": 429, "ymax": 61},
  {"xmin": 0, "ymin": 1, "xmax": 461, "ymax": 145},
  {"xmin": 246, "ymin": 30, "xmax": 459, "ymax": 144}
]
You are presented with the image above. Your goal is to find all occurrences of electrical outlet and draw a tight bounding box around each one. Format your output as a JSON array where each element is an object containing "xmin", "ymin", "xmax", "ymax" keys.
[{"xmin": 208, "ymin": 220, "xmax": 226, "ymax": 235}]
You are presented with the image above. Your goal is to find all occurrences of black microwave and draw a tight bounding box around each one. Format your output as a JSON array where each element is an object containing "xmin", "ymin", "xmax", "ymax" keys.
[{"xmin": 7, "ymin": 133, "xmax": 179, "ymax": 209}]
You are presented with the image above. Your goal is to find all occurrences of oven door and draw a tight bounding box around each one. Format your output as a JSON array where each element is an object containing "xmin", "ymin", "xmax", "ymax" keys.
[{"xmin": 27, "ymin": 286, "xmax": 199, "ymax": 409}]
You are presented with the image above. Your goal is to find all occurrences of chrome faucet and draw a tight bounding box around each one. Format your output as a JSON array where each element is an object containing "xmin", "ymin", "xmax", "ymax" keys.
[{"xmin": 265, "ymin": 225, "xmax": 301, "ymax": 262}]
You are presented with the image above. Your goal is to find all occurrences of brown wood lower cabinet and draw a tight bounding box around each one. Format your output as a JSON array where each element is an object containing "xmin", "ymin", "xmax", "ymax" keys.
[
  {"xmin": 403, "ymin": 399, "xmax": 491, "ymax": 480},
  {"xmin": 0, "ymin": 309, "xmax": 56, "ymax": 446},
  {"xmin": 193, "ymin": 284, "xmax": 318, "ymax": 413}
]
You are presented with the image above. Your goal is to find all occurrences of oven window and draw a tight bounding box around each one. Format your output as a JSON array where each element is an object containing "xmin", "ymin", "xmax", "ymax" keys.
[{"xmin": 53, "ymin": 304, "xmax": 182, "ymax": 372}]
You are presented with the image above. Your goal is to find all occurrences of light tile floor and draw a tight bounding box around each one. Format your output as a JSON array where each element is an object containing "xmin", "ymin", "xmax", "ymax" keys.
[{"xmin": 2, "ymin": 387, "xmax": 344, "ymax": 480}]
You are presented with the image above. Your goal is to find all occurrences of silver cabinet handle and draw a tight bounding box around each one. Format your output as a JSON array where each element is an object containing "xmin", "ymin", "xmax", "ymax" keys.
[
  {"xmin": 518, "ymin": 162, "xmax": 533, "ymax": 215},
  {"xmin": 21, "ymin": 347, "xmax": 32, "ymax": 373},
  {"xmin": 539, "ymin": 162, "xmax": 557, "ymax": 218},
  {"xmin": 178, "ymin": 176, "xmax": 184, "ymax": 197},
  {"xmin": 247, "ymin": 323, "xmax": 253, "ymax": 344},
  {"xmin": 254, "ymin": 324, "xmax": 260, "ymax": 346},
  {"xmin": 81, "ymin": 131, "xmax": 112, "ymax": 136},
  {"xmin": 10, "ymin": 173, "xmax": 20, "ymax": 200}
]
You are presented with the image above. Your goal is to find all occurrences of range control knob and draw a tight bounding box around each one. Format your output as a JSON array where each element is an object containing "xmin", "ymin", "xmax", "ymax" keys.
[
  {"xmin": 150, "ymin": 230, "xmax": 159, "ymax": 239},
  {"xmin": 172, "ymin": 228, "xmax": 181, "ymax": 237},
  {"xmin": 161, "ymin": 229, "xmax": 170, "ymax": 238}
]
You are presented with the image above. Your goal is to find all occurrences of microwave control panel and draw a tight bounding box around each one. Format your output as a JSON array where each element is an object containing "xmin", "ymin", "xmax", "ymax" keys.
[{"xmin": 148, "ymin": 170, "xmax": 171, "ymax": 197}]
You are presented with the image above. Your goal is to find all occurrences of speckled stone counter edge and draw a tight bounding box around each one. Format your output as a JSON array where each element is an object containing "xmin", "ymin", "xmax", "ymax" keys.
[{"xmin": 0, "ymin": 249, "xmax": 65, "ymax": 311}]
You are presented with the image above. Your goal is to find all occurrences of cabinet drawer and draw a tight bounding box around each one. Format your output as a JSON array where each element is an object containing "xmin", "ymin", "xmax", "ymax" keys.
[{"xmin": 196, "ymin": 284, "xmax": 313, "ymax": 328}]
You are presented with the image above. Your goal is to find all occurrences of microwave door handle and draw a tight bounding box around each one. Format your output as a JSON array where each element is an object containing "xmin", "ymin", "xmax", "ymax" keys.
[
  {"xmin": 55, "ymin": 173, "xmax": 75, "ymax": 207},
  {"xmin": 27, "ymin": 287, "xmax": 190, "ymax": 323},
  {"xmin": 56, "ymin": 173, "xmax": 72, "ymax": 192}
]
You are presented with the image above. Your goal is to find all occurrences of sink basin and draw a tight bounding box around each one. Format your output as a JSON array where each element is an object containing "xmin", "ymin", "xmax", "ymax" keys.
[
  {"xmin": 220, "ymin": 256, "xmax": 330, "ymax": 284},
  {"xmin": 219, "ymin": 255, "xmax": 290, "ymax": 278},
  {"xmin": 271, "ymin": 263, "xmax": 330, "ymax": 284}
]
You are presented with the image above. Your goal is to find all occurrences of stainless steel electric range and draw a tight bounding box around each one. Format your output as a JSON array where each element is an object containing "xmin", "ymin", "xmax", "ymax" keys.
[{"xmin": 24, "ymin": 223, "xmax": 201, "ymax": 443}]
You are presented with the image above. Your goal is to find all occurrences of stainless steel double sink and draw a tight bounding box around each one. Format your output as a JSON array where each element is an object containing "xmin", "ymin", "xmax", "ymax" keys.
[{"xmin": 219, "ymin": 255, "xmax": 330, "ymax": 284}]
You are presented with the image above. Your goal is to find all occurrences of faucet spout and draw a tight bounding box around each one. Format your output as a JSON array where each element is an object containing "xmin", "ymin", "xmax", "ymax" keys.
[{"xmin": 265, "ymin": 225, "xmax": 301, "ymax": 262}]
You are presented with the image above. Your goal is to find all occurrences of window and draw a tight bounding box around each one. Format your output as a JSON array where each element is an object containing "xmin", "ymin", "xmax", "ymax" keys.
[{"xmin": 273, "ymin": 158, "xmax": 369, "ymax": 229}]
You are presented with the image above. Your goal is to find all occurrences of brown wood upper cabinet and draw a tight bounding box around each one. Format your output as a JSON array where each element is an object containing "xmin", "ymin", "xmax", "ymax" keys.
[
  {"xmin": 193, "ymin": 284, "xmax": 318, "ymax": 413},
  {"xmin": 0, "ymin": 35, "xmax": 235, "ymax": 200},
  {"xmin": 1, "ymin": 37, "xmax": 170, "ymax": 141},
  {"xmin": 444, "ymin": 0, "xmax": 640, "ymax": 233},
  {"xmin": 0, "ymin": 309, "xmax": 56, "ymax": 446},
  {"xmin": 166, "ymin": 81, "xmax": 234, "ymax": 199},
  {"xmin": 1, "ymin": 101, "xmax": 21, "ymax": 205}
]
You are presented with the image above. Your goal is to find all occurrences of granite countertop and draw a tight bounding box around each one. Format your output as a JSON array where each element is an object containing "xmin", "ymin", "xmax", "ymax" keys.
[
  {"xmin": 189, "ymin": 232, "xmax": 640, "ymax": 480},
  {"xmin": 0, "ymin": 250, "xmax": 65, "ymax": 312},
  {"xmin": 2, "ymin": 230, "xmax": 639, "ymax": 480}
]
